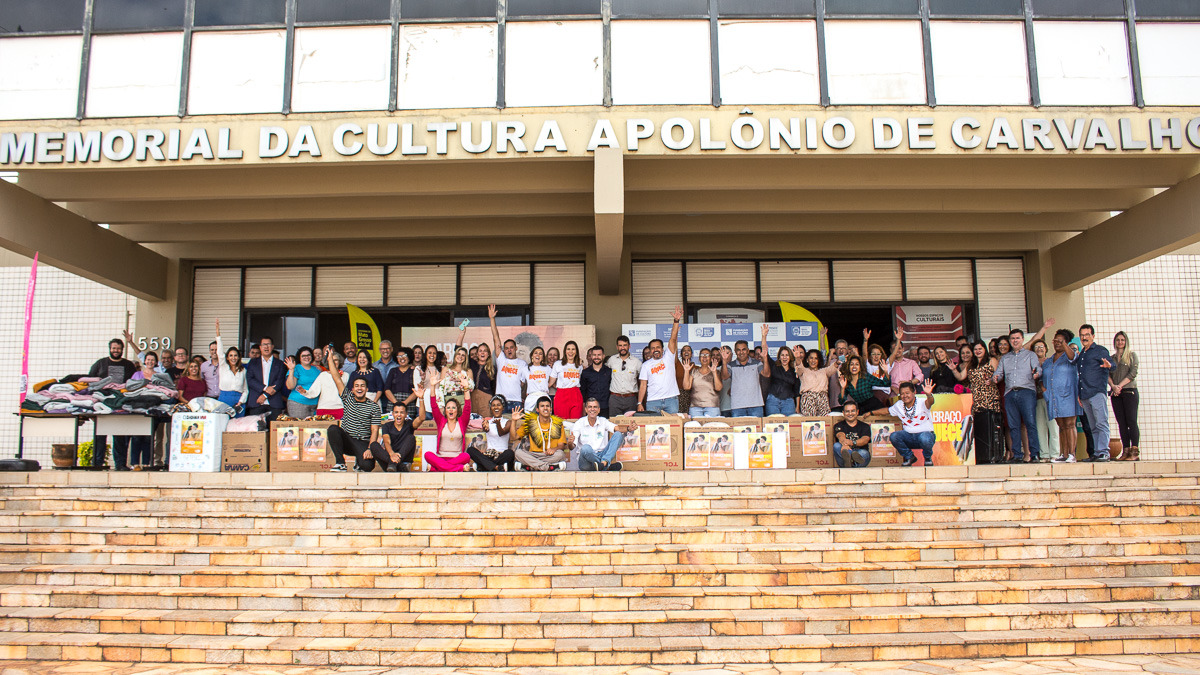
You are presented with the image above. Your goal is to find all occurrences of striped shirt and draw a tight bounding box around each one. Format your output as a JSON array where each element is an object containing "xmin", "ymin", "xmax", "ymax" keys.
[{"xmin": 340, "ymin": 391, "xmax": 381, "ymax": 440}]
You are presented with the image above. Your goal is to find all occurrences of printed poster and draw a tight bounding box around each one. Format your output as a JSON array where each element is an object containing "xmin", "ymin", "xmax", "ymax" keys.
[
  {"xmin": 685, "ymin": 433, "xmax": 710, "ymax": 469},
  {"xmin": 301, "ymin": 428, "xmax": 327, "ymax": 462},
  {"xmin": 763, "ymin": 421, "xmax": 789, "ymax": 457},
  {"xmin": 870, "ymin": 423, "xmax": 895, "ymax": 459},
  {"xmin": 413, "ymin": 436, "xmax": 426, "ymax": 471},
  {"xmin": 276, "ymin": 426, "xmax": 299, "ymax": 462},
  {"xmin": 466, "ymin": 432, "xmax": 487, "ymax": 458},
  {"xmin": 709, "ymin": 432, "xmax": 734, "ymax": 469},
  {"xmin": 747, "ymin": 433, "xmax": 775, "ymax": 469},
  {"xmin": 616, "ymin": 427, "xmax": 642, "ymax": 462},
  {"xmin": 645, "ymin": 425, "xmax": 672, "ymax": 461},
  {"xmin": 802, "ymin": 420, "xmax": 827, "ymax": 457},
  {"xmin": 180, "ymin": 420, "xmax": 205, "ymax": 454}
]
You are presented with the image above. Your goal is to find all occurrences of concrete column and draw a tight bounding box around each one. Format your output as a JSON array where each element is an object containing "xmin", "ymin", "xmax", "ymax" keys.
[
  {"xmin": 585, "ymin": 247, "xmax": 632, "ymax": 348},
  {"xmin": 594, "ymin": 147, "xmax": 624, "ymax": 295},
  {"xmin": 1026, "ymin": 233, "xmax": 1087, "ymax": 336},
  {"xmin": 134, "ymin": 259, "xmax": 191, "ymax": 354}
]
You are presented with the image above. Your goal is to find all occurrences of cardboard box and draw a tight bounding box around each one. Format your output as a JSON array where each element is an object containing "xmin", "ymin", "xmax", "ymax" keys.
[
  {"xmin": 169, "ymin": 412, "xmax": 228, "ymax": 472},
  {"xmin": 626, "ymin": 415, "xmax": 683, "ymax": 471},
  {"xmin": 221, "ymin": 432, "xmax": 268, "ymax": 472},
  {"xmin": 694, "ymin": 417, "xmax": 762, "ymax": 432},
  {"xmin": 865, "ymin": 415, "xmax": 903, "ymax": 467},
  {"xmin": 684, "ymin": 429, "xmax": 787, "ymax": 470},
  {"xmin": 270, "ymin": 420, "xmax": 339, "ymax": 472},
  {"xmin": 762, "ymin": 417, "xmax": 835, "ymax": 469}
]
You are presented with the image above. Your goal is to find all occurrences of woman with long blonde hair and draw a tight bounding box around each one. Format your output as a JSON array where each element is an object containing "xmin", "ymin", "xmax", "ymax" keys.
[{"xmin": 1110, "ymin": 331, "xmax": 1140, "ymax": 461}]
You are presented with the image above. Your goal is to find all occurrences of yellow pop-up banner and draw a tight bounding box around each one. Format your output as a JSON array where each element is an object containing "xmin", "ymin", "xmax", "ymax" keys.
[{"xmin": 346, "ymin": 303, "xmax": 381, "ymax": 363}]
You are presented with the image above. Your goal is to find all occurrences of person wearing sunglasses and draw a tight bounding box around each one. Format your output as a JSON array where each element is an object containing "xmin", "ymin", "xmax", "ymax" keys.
[{"xmin": 607, "ymin": 334, "xmax": 641, "ymax": 417}]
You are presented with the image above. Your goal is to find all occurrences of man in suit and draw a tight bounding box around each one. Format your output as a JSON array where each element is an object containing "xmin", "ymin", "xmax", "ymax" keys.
[{"xmin": 246, "ymin": 335, "xmax": 287, "ymax": 420}]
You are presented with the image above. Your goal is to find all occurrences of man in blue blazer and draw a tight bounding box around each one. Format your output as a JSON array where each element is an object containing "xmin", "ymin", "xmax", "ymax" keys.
[{"xmin": 246, "ymin": 335, "xmax": 287, "ymax": 420}]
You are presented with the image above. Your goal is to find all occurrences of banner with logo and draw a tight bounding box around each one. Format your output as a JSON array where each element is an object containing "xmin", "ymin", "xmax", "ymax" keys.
[
  {"xmin": 621, "ymin": 322, "xmax": 820, "ymax": 355},
  {"xmin": 895, "ymin": 305, "xmax": 964, "ymax": 350},
  {"xmin": 402, "ymin": 325, "xmax": 596, "ymax": 361},
  {"xmin": 347, "ymin": 303, "xmax": 382, "ymax": 363}
]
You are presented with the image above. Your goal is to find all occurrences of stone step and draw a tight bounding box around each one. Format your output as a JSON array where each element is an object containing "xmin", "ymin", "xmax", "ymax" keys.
[
  {"xmin": 6, "ymin": 575, "xmax": 1196, "ymax": 612},
  {"xmin": 0, "ymin": 624, "xmax": 1197, "ymax": 666},
  {"xmin": 6, "ymin": 598, "xmax": 1199, "ymax": 640}
]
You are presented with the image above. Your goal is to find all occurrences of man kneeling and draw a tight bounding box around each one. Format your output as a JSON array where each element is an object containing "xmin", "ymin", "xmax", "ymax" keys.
[
  {"xmin": 569, "ymin": 398, "xmax": 638, "ymax": 471},
  {"xmin": 833, "ymin": 400, "xmax": 872, "ymax": 468},
  {"xmin": 888, "ymin": 379, "xmax": 937, "ymax": 467},
  {"xmin": 512, "ymin": 395, "xmax": 568, "ymax": 471}
]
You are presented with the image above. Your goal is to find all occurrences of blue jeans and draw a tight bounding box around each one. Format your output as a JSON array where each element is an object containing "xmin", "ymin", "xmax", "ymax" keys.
[
  {"xmin": 833, "ymin": 442, "xmax": 872, "ymax": 468},
  {"xmin": 579, "ymin": 432, "xmax": 627, "ymax": 471},
  {"xmin": 503, "ymin": 400, "xmax": 522, "ymax": 414},
  {"xmin": 646, "ymin": 397, "xmax": 679, "ymax": 414},
  {"xmin": 890, "ymin": 430, "xmax": 935, "ymax": 464},
  {"xmin": 730, "ymin": 406, "xmax": 764, "ymax": 417},
  {"xmin": 1078, "ymin": 392, "xmax": 1111, "ymax": 459},
  {"xmin": 765, "ymin": 395, "xmax": 796, "ymax": 416},
  {"xmin": 689, "ymin": 406, "xmax": 720, "ymax": 418},
  {"xmin": 1004, "ymin": 387, "xmax": 1041, "ymax": 459}
]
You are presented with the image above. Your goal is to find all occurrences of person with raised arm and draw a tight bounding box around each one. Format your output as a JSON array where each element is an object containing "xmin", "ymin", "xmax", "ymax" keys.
[
  {"xmin": 682, "ymin": 348, "xmax": 722, "ymax": 417},
  {"xmin": 718, "ymin": 321, "xmax": 772, "ymax": 417},
  {"xmin": 489, "ymin": 304, "xmax": 528, "ymax": 413},
  {"xmin": 638, "ymin": 306, "xmax": 685, "ymax": 414},
  {"xmin": 324, "ymin": 366, "xmax": 382, "ymax": 473},
  {"xmin": 888, "ymin": 379, "xmax": 937, "ymax": 467},
  {"xmin": 414, "ymin": 383, "xmax": 473, "ymax": 472}
]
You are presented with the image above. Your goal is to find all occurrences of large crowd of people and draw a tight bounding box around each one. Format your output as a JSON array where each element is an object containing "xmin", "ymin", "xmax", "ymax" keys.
[{"xmin": 68, "ymin": 305, "xmax": 1139, "ymax": 472}]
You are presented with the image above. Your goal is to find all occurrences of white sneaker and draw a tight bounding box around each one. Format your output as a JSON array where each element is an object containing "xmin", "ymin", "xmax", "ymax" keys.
[
  {"xmin": 1065, "ymin": 455, "xmax": 1076, "ymax": 463},
  {"xmin": 330, "ymin": 464, "xmax": 347, "ymax": 472}
]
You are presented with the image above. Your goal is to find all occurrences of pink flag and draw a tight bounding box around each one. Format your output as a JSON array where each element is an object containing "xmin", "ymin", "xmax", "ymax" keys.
[{"xmin": 19, "ymin": 253, "xmax": 37, "ymax": 405}]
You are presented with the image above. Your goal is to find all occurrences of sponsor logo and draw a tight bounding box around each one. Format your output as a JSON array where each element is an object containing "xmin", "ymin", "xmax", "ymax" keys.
[
  {"xmin": 693, "ymin": 327, "xmax": 715, "ymax": 338},
  {"xmin": 222, "ymin": 462, "xmax": 263, "ymax": 472},
  {"xmin": 791, "ymin": 325, "xmax": 814, "ymax": 337},
  {"xmin": 650, "ymin": 362, "xmax": 666, "ymax": 375}
]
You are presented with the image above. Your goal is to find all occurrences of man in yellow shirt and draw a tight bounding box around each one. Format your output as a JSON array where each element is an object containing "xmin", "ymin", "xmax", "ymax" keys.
[{"xmin": 511, "ymin": 395, "xmax": 568, "ymax": 471}]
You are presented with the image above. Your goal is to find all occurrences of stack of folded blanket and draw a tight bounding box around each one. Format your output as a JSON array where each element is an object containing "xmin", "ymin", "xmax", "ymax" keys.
[{"xmin": 21, "ymin": 375, "xmax": 179, "ymax": 416}]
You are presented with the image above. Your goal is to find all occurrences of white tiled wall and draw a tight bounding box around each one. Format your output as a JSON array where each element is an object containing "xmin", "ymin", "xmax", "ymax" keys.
[
  {"xmin": 1083, "ymin": 254, "xmax": 1200, "ymax": 461},
  {"xmin": 0, "ymin": 260, "xmax": 134, "ymax": 465}
]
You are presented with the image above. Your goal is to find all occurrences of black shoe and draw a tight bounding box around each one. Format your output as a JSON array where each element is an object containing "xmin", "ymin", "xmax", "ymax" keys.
[
  {"xmin": 901, "ymin": 458, "xmax": 915, "ymax": 467},
  {"xmin": 1093, "ymin": 455, "xmax": 1111, "ymax": 462},
  {"xmin": 397, "ymin": 463, "xmax": 410, "ymax": 473},
  {"xmin": 114, "ymin": 465, "xmax": 130, "ymax": 472},
  {"xmin": 608, "ymin": 462, "xmax": 623, "ymax": 471},
  {"xmin": 385, "ymin": 465, "xmax": 399, "ymax": 473}
]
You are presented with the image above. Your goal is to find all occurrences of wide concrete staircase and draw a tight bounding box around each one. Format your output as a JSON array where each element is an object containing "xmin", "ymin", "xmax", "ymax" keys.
[{"xmin": 0, "ymin": 462, "xmax": 1198, "ymax": 668}]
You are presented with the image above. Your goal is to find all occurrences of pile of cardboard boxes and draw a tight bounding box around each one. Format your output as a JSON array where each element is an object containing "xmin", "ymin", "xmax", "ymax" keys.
[{"xmin": 199, "ymin": 413, "xmax": 919, "ymax": 473}]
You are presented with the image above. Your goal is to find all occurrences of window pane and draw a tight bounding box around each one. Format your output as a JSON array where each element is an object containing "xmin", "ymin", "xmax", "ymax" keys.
[
  {"xmin": 1033, "ymin": 21, "xmax": 1131, "ymax": 104},
  {"xmin": 508, "ymin": 0, "xmax": 600, "ymax": 16},
  {"xmin": 296, "ymin": 0, "xmax": 391, "ymax": 22},
  {"xmin": 930, "ymin": 21, "xmax": 1028, "ymax": 104},
  {"xmin": 825, "ymin": 0, "xmax": 918, "ymax": 16},
  {"xmin": 611, "ymin": 20, "xmax": 710, "ymax": 104},
  {"xmin": 93, "ymin": 0, "xmax": 185, "ymax": 31},
  {"xmin": 0, "ymin": 0, "xmax": 85, "ymax": 33},
  {"xmin": 612, "ymin": 0, "xmax": 708, "ymax": 17},
  {"xmin": 1135, "ymin": 23, "xmax": 1200, "ymax": 105},
  {"xmin": 929, "ymin": 0, "xmax": 1021, "ymax": 16},
  {"xmin": 506, "ymin": 21, "xmax": 602, "ymax": 106},
  {"xmin": 292, "ymin": 26, "xmax": 391, "ymax": 112},
  {"xmin": 718, "ymin": 20, "xmax": 819, "ymax": 103},
  {"xmin": 0, "ymin": 35, "xmax": 82, "ymax": 119},
  {"xmin": 194, "ymin": 0, "xmax": 285, "ymax": 26},
  {"xmin": 718, "ymin": 0, "xmax": 815, "ymax": 15},
  {"xmin": 397, "ymin": 24, "xmax": 497, "ymax": 109},
  {"xmin": 1031, "ymin": 0, "xmax": 1124, "ymax": 18},
  {"xmin": 824, "ymin": 20, "xmax": 925, "ymax": 103},
  {"xmin": 401, "ymin": 0, "xmax": 496, "ymax": 19},
  {"xmin": 188, "ymin": 30, "xmax": 286, "ymax": 113},
  {"xmin": 1137, "ymin": 0, "xmax": 1200, "ymax": 18},
  {"xmin": 87, "ymin": 32, "xmax": 183, "ymax": 117}
]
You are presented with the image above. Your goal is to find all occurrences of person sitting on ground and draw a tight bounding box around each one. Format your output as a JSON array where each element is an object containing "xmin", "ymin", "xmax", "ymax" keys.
[
  {"xmin": 512, "ymin": 394, "xmax": 568, "ymax": 471},
  {"xmin": 326, "ymin": 372, "xmax": 382, "ymax": 472},
  {"xmin": 369, "ymin": 396, "xmax": 423, "ymax": 473},
  {"xmin": 833, "ymin": 400, "xmax": 873, "ymax": 468},
  {"xmin": 417, "ymin": 386, "xmax": 473, "ymax": 472},
  {"xmin": 888, "ymin": 379, "xmax": 937, "ymax": 467},
  {"xmin": 471, "ymin": 395, "xmax": 516, "ymax": 472},
  {"xmin": 569, "ymin": 398, "xmax": 639, "ymax": 471}
]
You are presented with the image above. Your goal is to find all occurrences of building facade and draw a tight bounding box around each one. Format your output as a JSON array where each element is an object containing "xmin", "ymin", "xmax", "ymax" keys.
[{"xmin": 2, "ymin": 0, "xmax": 1199, "ymax": 458}]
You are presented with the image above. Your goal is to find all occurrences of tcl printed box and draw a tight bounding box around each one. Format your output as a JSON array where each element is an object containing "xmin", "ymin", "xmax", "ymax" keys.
[
  {"xmin": 169, "ymin": 412, "xmax": 228, "ymax": 472},
  {"xmin": 684, "ymin": 430, "xmax": 787, "ymax": 470},
  {"xmin": 735, "ymin": 430, "xmax": 788, "ymax": 470},
  {"xmin": 763, "ymin": 417, "xmax": 835, "ymax": 469},
  {"xmin": 865, "ymin": 416, "xmax": 902, "ymax": 467},
  {"xmin": 221, "ymin": 432, "xmax": 268, "ymax": 472},
  {"xmin": 270, "ymin": 420, "xmax": 338, "ymax": 472},
  {"xmin": 627, "ymin": 415, "xmax": 683, "ymax": 471}
]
